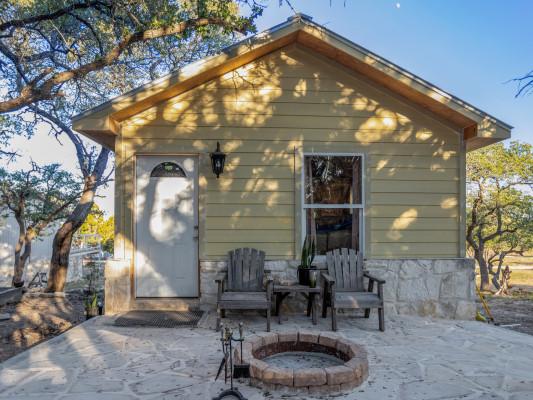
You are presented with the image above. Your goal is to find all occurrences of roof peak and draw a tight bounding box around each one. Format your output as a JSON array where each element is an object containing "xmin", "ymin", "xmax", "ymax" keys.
[
  {"xmin": 287, "ymin": 13, "xmax": 313, "ymax": 22},
  {"xmin": 72, "ymin": 15, "xmax": 511, "ymax": 151}
]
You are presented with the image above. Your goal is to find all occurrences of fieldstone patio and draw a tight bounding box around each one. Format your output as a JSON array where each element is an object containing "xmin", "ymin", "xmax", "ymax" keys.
[{"xmin": 1, "ymin": 312, "xmax": 533, "ymax": 400}]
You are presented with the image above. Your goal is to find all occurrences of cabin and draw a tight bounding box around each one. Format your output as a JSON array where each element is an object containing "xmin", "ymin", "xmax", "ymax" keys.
[{"xmin": 72, "ymin": 15, "xmax": 512, "ymax": 318}]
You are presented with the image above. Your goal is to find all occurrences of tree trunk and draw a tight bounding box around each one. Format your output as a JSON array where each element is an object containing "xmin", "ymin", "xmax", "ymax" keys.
[
  {"xmin": 45, "ymin": 178, "xmax": 95, "ymax": 292},
  {"xmin": 45, "ymin": 148, "xmax": 109, "ymax": 292},
  {"xmin": 12, "ymin": 234, "xmax": 25, "ymax": 287},
  {"xmin": 15, "ymin": 240, "xmax": 31, "ymax": 287},
  {"xmin": 12, "ymin": 212, "xmax": 29, "ymax": 287},
  {"xmin": 475, "ymin": 248, "xmax": 491, "ymax": 291},
  {"xmin": 491, "ymin": 253, "xmax": 506, "ymax": 289}
]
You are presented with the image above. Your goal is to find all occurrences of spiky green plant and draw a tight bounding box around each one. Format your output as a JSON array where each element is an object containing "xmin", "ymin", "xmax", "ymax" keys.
[
  {"xmin": 85, "ymin": 292, "xmax": 98, "ymax": 310},
  {"xmin": 300, "ymin": 235, "xmax": 316, "ymax": 268}
]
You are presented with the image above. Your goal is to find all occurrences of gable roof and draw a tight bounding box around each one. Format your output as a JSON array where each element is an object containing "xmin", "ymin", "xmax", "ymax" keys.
[{"xmin": 72, "ymin": 13, "xmax": 512, "ymax": 151}]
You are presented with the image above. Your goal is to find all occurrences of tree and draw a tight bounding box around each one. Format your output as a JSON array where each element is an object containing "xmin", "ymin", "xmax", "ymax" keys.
[
  {"xmin": 0, "ymin": 0, "xmax": 262, "ymax": 113},
  {"xmin": 512, "ymin": 70, "xmax": 533, "ymax": 97},
  {"xmin": 466, "ymin": 141, "xmax": 533, "ymax": 291},
  {"xmin": 0, "ymin": 163, "xmax": 80, "ymax": 286},
  {"xmin": 0, "ymin": 0, "xmax": 264, "ymax": 291},
  {"xmin": 78, "ymin": 204, "xmax": 114, "ymax": 253},
  {"xmin": 99, "ymin": 215, "xmax": 114, "ymax": 253}
]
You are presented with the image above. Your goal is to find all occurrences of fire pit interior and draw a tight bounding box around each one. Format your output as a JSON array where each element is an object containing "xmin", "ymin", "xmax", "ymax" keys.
[
  {"xmin": 235, "ymin": 331, "xmax": 368, "ymax": 394},
  {"xmin": 264, "ymin": 351, "xmax": 343, "ymax": 369}
]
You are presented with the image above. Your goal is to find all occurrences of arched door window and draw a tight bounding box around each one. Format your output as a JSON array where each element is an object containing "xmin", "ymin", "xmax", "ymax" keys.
[{"xmin": 150, "ymin": 162, "xmax": 186, "ymax": 178}]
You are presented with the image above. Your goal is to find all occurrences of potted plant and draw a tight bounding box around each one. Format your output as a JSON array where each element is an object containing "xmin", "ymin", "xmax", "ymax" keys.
[
  {"xmin": 297, "ymin": 235, "xmax": 316, "ymax": 286},
  {"xmin": 85, "ymin": 292, "xmax": 99, "ymax": 320}
]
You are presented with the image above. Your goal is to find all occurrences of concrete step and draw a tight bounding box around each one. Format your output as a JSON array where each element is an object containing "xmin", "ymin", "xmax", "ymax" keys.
[{"xmin": 131, "ymin": 298, "xmax": 201, "ymax": 312}]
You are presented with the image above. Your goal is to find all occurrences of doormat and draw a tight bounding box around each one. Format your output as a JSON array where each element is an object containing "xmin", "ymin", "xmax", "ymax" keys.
[{"xmin": 114, "ymin": 310, "xmax": 204, "ymax": 328}]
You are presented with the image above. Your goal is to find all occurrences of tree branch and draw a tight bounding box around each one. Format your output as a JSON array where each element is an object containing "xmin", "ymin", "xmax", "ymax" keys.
[
  {"xmin": 0, "ymin": 17, "xmax": 250, "ymax": 113},
  {"xmin": 28, "ymin": 105, "xmax": 89, "ymax": 176},
  {"xmin": 0, "ymin": 1, "xmax": 109, "ymax": 32}
]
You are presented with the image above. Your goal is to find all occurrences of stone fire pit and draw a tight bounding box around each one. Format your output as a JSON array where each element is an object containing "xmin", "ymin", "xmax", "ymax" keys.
[{"xmin": 235, "ymin": 331, "xmax": 368, "ymax": 394}]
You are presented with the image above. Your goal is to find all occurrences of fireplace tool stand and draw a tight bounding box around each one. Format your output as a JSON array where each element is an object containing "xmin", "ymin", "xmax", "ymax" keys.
[{"xmin": 213, "ymin": 322, "xmax": 249, "ymax": 400}]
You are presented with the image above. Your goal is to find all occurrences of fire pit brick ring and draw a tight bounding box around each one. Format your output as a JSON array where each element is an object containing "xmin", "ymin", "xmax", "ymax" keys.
[{"xmin": 235, "ymin": 331, "xmax": 368, "ymax": 394}]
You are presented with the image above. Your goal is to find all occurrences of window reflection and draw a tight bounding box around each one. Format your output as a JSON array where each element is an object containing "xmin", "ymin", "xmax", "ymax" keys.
[
  {"xmin": 304, "ymin": 155, "xmax": 363, "ymax": 255},
  {"xmin": 305, "ymin": 156, "xmax": 361, "ymax": 205}
]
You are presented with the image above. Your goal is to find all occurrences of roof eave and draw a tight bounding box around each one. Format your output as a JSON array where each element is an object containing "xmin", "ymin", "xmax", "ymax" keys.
[{"xmin": 72, "ymin": 14, "xmax": 512, "ymax": 152}]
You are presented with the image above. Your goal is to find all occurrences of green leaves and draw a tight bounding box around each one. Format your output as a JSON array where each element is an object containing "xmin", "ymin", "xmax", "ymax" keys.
[
  {"xmin": 467, "ymin": 141, "xmax": 533, "ymax": 288},
  {"xmin": 0, "ymin": 0, "xmax": 264, "ymax": 119},
  {"xmin": 300, "ymin": 235, "xmax": 316, "ymax": 268},
  {"xmin": 0, "ymin": 162, "xmax": 81, "ymax": 236},
  {"xmin": 78, "ymin": 204, "xmax": 114, "ymax": 253},
  {"xmin": 467, "ymin": 141, "xmax": 532, "ymax": 189}
]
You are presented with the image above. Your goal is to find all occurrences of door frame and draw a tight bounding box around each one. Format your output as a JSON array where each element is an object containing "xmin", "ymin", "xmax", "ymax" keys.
[{"xmin": 132, "ymin": 153, "xmax": 200, "ymax": 299}]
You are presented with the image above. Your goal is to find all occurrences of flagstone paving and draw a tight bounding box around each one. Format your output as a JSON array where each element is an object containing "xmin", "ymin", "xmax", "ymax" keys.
[{"xmin": 1, "ymin": 312, "xmax": 533, "ymax": 399}]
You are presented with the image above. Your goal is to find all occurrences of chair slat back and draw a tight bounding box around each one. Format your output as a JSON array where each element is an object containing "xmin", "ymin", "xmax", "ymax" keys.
[
  {"xmin": 227, "ymin": 248, "xmax": 265, "ymax": 292},
  {"xmin": 326, "ymin": 248, "xmax": 364, "ymax": 291}
]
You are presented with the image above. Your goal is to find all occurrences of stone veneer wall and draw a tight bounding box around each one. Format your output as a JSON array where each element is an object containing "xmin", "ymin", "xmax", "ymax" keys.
[
  {"xmin": 364, "ymin": 259, "xmax": 476, "ymax": 319},
  {"xmin": 200, "ymin": 258, "xmax": 476, "ymax": 320},
  {"xmin": 104, "ymin": 257, "xmax": 475, "ymax": 319}
]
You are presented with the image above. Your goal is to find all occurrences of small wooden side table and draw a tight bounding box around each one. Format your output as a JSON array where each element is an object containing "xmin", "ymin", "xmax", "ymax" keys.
[{"xmin": 273, "ymin": 284, "xmax": 321, "ymax": 325}]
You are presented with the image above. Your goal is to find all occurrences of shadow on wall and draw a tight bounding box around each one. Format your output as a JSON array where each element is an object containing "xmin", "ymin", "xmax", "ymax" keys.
[{"xmin": 119, "ymin": 42, "xmax": 461, "ymax": 263}]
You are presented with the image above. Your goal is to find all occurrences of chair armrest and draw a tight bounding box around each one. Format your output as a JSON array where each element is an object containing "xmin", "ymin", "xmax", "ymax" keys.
[
  {"xmin": 264, "ymin": 271, "xmax": 274, "ymax": 288},
  {"xmin": 265, "ymin": 277, "xmax": 273, "ymax": 300},
  {"xmin": 320, "ymin": 272, "xmax": 336, "ymax": 308},
  {"xmin": 214, "ymin": 272, "xmax": 227, "ymax": 283},
  {"xmin": 364, "ymin": 272, "xmax": 385, "ymax": 285},
  {"xmin": 215, "ymin": 273, "xmax": 226, "ymax": 302},
  {"xmin": 321, "ymin": 272, "xmax": 336, "ymax": 285}
]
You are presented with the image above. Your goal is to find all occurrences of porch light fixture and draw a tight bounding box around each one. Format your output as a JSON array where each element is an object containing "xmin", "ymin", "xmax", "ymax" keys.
[{"xmin": 210, "ymin": 141, "xmax": 226, "ymax": 179}]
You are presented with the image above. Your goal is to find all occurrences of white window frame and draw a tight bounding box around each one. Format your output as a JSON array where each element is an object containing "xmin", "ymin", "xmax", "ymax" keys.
[{"xmin": 301, "ymin": 152, "xmax": 365, "ymax": 257}]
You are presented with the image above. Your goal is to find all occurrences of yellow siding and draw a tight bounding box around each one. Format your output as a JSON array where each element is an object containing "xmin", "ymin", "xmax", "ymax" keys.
[{"xmin": 119, "ymin": 44, "xmax": 463, "ymax": 260}]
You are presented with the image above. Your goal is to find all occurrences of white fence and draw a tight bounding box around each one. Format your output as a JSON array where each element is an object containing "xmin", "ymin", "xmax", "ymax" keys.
[{"xmin": 0, "ymin": 215, "xmax": 101, "ymax": 286}]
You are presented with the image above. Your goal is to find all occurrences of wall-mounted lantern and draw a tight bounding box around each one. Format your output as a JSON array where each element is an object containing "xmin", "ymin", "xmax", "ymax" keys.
[{"xmin": 210, "ymin": 141, "xmax": 226, "ymax": 179}]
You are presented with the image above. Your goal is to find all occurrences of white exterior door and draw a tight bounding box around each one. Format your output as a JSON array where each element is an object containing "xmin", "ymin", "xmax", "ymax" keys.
[{"xmin": 135, "ymin": 155, "xmax": 198, "ymax": 297}]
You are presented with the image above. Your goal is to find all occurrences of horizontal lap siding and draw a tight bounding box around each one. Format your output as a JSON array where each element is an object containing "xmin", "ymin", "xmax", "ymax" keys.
[{"xmin": 122, "ymin": 45, "xmax": 461, "ymax": 259}]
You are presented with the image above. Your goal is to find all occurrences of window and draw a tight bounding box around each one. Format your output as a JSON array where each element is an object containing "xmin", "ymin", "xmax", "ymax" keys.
[
  {"xmin": 303, "ymin": 154, "xmax": 363, "ymax": 255},
  {"xmin": 150, "ymin": 162, "xmax": 186, "ymax": 178}
]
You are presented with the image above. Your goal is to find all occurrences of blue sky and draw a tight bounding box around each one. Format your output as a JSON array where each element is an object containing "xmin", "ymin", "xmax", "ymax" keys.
[
  {"xmin": 8, "ymin": 1, "xmax": 533, "ymax": 215},
  {"xmin": 259, "ymin": 0, "xmax": 533, "ymax": 143}
]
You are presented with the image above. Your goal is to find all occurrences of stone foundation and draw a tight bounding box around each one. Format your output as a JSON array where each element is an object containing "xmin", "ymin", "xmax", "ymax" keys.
[
  {"xmin": 104, "ymin": 257, "xmax": 475, "ymax": 320},
  {"xmin": 200, "ymin": 258, "xmax": 476, "ymax": 320},
  {"xmin": 364, "ymin": 259, "xmax": 476, "ymax": 319},
  {"xmin": 104, "ymin": 259, "xmax": 132, "ymax": 314}
]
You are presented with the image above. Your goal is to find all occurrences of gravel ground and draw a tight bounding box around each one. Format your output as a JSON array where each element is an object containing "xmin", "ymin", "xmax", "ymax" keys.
[
  {"xmin": 483, "ymin": 292, "xmax": 533, "ymax": 335},
  {"xmin": 0, "ymin": 291, "xmax": 86, "ymax": 363}
]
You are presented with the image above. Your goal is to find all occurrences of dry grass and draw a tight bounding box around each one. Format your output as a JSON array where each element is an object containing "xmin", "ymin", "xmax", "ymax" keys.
[
  {"xmin": 504, "ymin": 254, "xmax": 533, "ymax": 267},
  {"xmin": 509, "ymin": 269, "xmax": 533, "ymax": 287},
  {"xmin": 476, "ymin": 268, "xmax": 533, "ymax": 300}
]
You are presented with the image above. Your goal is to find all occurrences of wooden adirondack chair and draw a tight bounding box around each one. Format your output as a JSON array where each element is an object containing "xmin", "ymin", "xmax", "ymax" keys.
[
  {"xmin": 215, "ymin": 248, "xmax": 272, "ymax": 332},
  {"xmin": 321, "ymin": 248, "xmax": 385, "ymax": 331}
]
